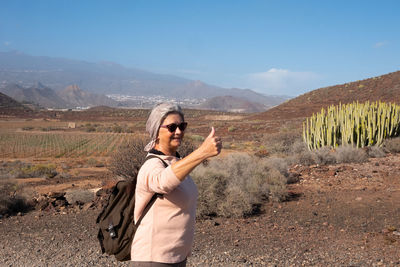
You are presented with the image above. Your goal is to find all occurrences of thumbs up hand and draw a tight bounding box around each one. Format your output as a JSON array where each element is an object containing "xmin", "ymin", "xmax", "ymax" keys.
[{"xmin": 198, "ymin": 127, "xmax": 222, "ymax": 158}]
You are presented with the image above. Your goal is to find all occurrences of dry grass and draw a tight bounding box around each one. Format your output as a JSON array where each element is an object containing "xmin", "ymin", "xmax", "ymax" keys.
[
  {"xmin": 192, "ymin": 153, "xmax": 289, "ymax": 218},
  {"xmin": 286, "ymin": 141, "xmax": 369, "ymax": 166},
  {"xmin": 0, "ymin": 161, "xmax": 57, "ymax": 179},
  {"xmin": 335, "ymin": 146, "xmax": 368, "ymax": 164},
  {"xmin": 262, "ymin": 131, "xmax": 302, "ymax": 156},
  {"xmin": 383, "ymin": 137, "xmax": 400, "ymax": 153},
  {"xmin": 366, "ymin": 146, "xmax": 386, "ymax": 158}
]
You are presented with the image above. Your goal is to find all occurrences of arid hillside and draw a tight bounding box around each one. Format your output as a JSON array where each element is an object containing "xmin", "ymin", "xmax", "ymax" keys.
[
  {"xmin": 252, "ymin": 70, "xmax": 400, "ymax": 121},
  {"xmin": 0, "ymin": 92, "xmax": 33, "ymax": 116}
]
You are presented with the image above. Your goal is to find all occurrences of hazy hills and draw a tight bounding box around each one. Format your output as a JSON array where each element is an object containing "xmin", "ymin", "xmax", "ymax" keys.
[
  {"xmin": 0, "ymin": 92, "xmax": 26, "ymax": 110},
  {"xmin": 199, "ymin": 95, "xmax": 267, "ymax": 113},
  {"xmin": 0, "ymin": 83, "xmax": 118, "ymax": 109},
  {"xmin": 0, "ymin": 51, "xmax": 287, "ymax": 108},
  {"xmin": 252, "ymin": 70, "xmax": 400, "ymax": 121}
]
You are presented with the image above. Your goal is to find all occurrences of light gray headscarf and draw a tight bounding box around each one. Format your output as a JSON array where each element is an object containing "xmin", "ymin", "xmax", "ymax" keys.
[{"xmin": 144, "ymin": 102, "xmax": 184, "ymax": 151}]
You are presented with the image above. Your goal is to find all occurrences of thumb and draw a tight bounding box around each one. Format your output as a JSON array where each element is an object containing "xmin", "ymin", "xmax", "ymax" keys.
[{"xmin": 207, "ymin": 127, "xmax": 215, "ymax": 138}]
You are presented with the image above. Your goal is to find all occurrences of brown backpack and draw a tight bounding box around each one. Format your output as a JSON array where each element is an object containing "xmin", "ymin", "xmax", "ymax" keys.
[{"xmin": 96, "ymin": 155, "xmax": 167, "ymax": 261}]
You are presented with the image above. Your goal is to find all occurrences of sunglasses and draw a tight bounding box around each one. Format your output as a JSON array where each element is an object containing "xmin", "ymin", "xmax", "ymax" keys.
[{"xmin": 160, "ymin": 122, "xmax": 188, "ymax": 133}]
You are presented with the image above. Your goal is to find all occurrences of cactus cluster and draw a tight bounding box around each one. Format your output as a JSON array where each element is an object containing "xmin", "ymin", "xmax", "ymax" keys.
[{"xmin": 303, "ymin": 101, "xmax": 400, "ymax": 150}]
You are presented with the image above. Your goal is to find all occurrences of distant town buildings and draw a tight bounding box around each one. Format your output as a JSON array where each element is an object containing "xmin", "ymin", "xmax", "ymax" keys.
[{"xmin": 106, "ymin": 94, "xmax": 206, "ymax": 108}]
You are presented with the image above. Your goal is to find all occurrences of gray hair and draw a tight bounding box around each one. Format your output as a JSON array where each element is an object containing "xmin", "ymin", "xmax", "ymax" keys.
[{"xmin": 144, "ymin": 102, "xmax": 184, "ymax": 151}]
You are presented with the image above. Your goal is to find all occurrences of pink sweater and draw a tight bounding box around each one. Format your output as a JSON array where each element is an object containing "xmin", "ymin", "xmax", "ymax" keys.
[{"xmin": 131, "ymin": 153, "xmax": 198, "ymax": 263}]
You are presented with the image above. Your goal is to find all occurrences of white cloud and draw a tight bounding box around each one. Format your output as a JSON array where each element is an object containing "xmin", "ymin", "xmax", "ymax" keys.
[
  {"xmin": 3, "ymin": 41, "xmax": 11, "ymax": 46},
  {"xmin": 374, "ymin": 41, "xmax": 389, "ymax": 48},
  {"xmin": 245, "ymin": 68, "xmax": 321, "ymax": 96}
]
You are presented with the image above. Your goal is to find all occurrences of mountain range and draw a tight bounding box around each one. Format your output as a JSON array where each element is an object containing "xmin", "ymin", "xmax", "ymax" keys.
[
  {"xmin": 0, "ymin": 83, "xmax": 117, "ymax": 109},
  {"xmin": 0, "ymin": 51, "xmax": 288, "ymax": 110},
  {"xmin": 1, "ymin": 70, "xmax": 399, "ymax": 119}
]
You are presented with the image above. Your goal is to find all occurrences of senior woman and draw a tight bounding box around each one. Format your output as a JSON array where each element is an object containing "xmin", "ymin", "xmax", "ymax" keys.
[{"xmin": 131, "ymin": 103, "xmax": 222, "ymax": 266}]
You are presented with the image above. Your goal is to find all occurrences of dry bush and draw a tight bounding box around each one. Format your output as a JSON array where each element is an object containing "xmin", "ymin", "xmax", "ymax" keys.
[
  {"xmin": 0, "ymin": 161, "xmax": 57, "ymax": 179},
  {"xmin": 287, "ymin": 141, "xmax": 315, "ymax": 166},
  {"xmin": 191, "ymin": 153, "xmax": 288, "ymax": 218},
  {"xmin": 262, "ymin": 131, "xmax": 302, "ymax": 156},
  {"xmin": 178, "ymin": 138, "xmax": 196, "ymax": 158},
  {"xmin": 335, "ymin": 145, "xmax": 368, "ymax": 164},
  {"xmin": 20, "ymin": 164, "xmax": 57, "ymax": 179},
  {"xmin": 366, "ymin": 146, "xmax": 386, "ymax": 158},
  {"xmin": 313, "ymin": 146, "xmax": 337, "ymax": 165},
  {"xmin": 0, "ymin": 182, "xmax": 32, "ymax": 216},
  {"xmin": 109, "ymin": 137, "xmax": 197, "ymax": 180},
  {"xmin": 383, "ymin": 137, "xmax": 400, "ymax": 153},
  {"xmin": 109, "ymin": 137, "xmax": 148, "ymax": 181},
  {"xmin": 289, "ymin": 141, "xmax": 369, "ymax": 166}
]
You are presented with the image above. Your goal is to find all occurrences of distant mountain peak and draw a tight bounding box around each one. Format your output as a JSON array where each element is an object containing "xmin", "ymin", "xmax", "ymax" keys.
[
  {"xmin": 192, "ymin": 80, "xmax": 205, "ymax": 87},
  {"xmin": 64, "ymin": 84, "xmax": 81, "ymax": 92},
  {"xmin": 34, "ymin": 82, "xmax": 46, "ymax": 89}
]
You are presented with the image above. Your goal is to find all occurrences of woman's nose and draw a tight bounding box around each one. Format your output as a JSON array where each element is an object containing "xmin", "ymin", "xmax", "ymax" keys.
[{"xmin": 175, "ymin": 127, "xmax": 183, "ymax": 134}]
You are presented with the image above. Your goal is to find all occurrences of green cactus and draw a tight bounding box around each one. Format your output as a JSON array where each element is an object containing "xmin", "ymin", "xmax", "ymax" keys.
[{"xmin": 303, "ymin": 101, "xmax": 400, "ymax": 150}]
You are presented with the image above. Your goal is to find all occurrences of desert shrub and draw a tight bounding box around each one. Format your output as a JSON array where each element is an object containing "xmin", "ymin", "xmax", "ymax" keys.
[
  {"xmin": 41, "ymin": 126, "xmax": 63, "ymax": 131},
  {"xmin": 112, "ymin": 125, "xmax": 123, "ymax": 133},
  {"xmin": 191, "ymin": 153, "xmax": 288, "ymax": 218},
  {"xmin": 313, "ymin": 146, "xmax": 337, "ymax": 165},
  {"xmin": 366, "ymin": 146, "xmax": 386, "ymax": 158},
  {"xmin": 178, "ymin": 138, "xmax": 196, "ymax": 158},
  {"xmin": 109, "ymin": 137, "xmax": 148, "ymax": 180},
  {"xmin": 228, "ymin": 126, "xmax": 237, "ymax": 132},
  {"xmin": 186, "ymin": 134, "xmax": 204, "ymax": 142},
  {"xmin": 19, "ymin": 164, "xmax": 57, "ymax": 179},
  {"xmin": 335, "ymin": 146, "xmax": 368, "ymax": 164},
  {"xmin": 287, "ymin": 141, "xmax": 315, "ymax": 166},
  {"xmin": 109, "ymin": 136, "xmax": 197, "ymax": 180},
  {"xmin": 0, "ymin": 182, "xmax": 31, "ymax": 215},
  {"xmin": 383, "ymin": 137, "xmax": 400, "ymax": 153},
  {"xmin": 22, "ymin": 126, "xmax": 34, "ymax": 131},
  {"xmin": 85, "ymin": 126, "xmax": 96, "ymax": 132},
  {"xmin": 263, "ymin": 131, "xmax": 302, "ymax": 156},
  {"xmin": 4, "ymin": 163, "xmax": 57, "ymax": 179}
]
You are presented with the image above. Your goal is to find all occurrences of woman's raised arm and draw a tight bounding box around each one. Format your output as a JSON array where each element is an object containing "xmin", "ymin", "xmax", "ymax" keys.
[{"xmin": 171, "ymin": 127, "xmax": 222, "ymax": 181}]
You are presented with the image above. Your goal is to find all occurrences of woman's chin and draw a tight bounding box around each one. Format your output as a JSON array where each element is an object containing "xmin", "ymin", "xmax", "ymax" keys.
[{"xmin": 171, "ymin": 139, "xmax": 182, "ymax": 148}]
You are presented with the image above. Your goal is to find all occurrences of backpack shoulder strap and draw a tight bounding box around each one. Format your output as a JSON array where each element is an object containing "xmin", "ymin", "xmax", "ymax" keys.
[
  {"xmin": 134, "ymin": 155, "xmax": 168, "ymax": 227},
  {"xmin": 143, "ymin": 154, "xmax": 168, "ymax": 168}
]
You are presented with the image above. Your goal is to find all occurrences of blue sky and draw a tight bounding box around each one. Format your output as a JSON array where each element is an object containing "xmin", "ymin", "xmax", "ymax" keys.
[{"xmin": 1, "ymin": 0, "xmax": 399, "ymax": 96}]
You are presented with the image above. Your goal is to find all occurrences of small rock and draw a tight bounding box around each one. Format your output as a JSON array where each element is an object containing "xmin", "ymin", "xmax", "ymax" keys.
[
  {"xmin": 355, "ymin": 197, "xmax": 362, "ymax": 201},
  {"xmin": 82, "ymin": 202, "xmax": 93, "ymax": 211},
  {"xmin": 392, "ymin": 231, "xmax": 400, "ymax": 236}
]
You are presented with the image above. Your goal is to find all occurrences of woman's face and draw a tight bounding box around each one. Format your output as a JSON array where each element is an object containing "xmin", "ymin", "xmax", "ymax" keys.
[{"xmin": 157, "ymin": 113, "xmax": 185, "ymax": 154}]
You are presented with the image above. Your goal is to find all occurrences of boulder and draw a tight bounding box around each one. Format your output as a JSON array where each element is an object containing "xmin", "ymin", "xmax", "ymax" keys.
[{"xmin": 65, "ymin": 189, "xmax": 95, "ymax": 205}]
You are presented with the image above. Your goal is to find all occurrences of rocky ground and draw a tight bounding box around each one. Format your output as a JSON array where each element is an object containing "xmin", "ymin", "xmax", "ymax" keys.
[{"xmin": 1, "ymin": 154, "xmax": 400, "ymax": 266}]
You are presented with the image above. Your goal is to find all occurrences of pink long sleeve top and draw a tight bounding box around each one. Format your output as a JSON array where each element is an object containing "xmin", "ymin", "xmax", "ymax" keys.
[{"xmin": 131, "ymin": 152, "xmax": 198, "ymax": 263}]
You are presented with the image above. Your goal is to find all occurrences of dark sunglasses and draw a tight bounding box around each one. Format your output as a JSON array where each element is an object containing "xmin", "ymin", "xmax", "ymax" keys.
[{"xmin": 160, "ymin": 122, "xmax": 188, "ymax": 133}]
